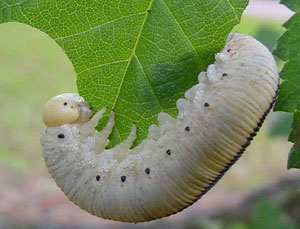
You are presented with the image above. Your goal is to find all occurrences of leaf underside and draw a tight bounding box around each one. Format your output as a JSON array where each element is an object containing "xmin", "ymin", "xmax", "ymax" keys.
[
  {"xmin": 273, "ymin": 0, "xmax": 300, "ymax": 169},
  {"xmin": 0, "ymin": 0, "xmax": 248, "ymax": 147}
]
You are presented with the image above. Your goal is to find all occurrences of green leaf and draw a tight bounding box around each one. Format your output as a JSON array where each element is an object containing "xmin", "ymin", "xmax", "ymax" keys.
[
  {"xmin": 288, "ymin": 111, "xmax": 300, "ymax": 143},
  {"xmin": 281, "ymin": 0, "xmax": 300, "ymax": 13},
  {"xmin": 273, "ymin": 1, "xmax": 300, "ymax": 112},
  {"xmin": 273, "ymin": 0, "xmax": 300, "ymax": 170},
  {"xmin": 288, "ymin": 144, "xmax": 300, "ymax": 169},
  {"xmin": 274, "ymin": 59, "xmax": 300, "ymax": 112},
  {"xmin": 0, "ymin": 0, "xmax": 248, "ymax": 147},
  {"xmin": 251, "ymin": 198, "xmax": 293, "ymax": 229},
  {"xmin": 287, "ymin": 111, "xmax": 300, "ymax": 169}
]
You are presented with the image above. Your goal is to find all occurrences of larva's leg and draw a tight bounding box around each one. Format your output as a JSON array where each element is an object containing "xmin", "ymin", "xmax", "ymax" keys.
[
  {"xmin": 158, "ymin": 112, "xmax": 176, "ymax": 136},
  {"xmin": 184, "ymin": 85, "xmax": 197, "ymax": 101},
  {"xmin": 148, "ymin": 124, "xmax": 160, "ymax": 140},
  {"xmin": 198, "ymin": 72, "xmax": 209, "ymax": 84},
  {"xmin": 111, "ymin": 125, "xmax": 136, "ymax": 162},
  {"xmin": 79, "ymin": 107, "xmax": 106, "ymax": 136},
  {"xmin": 92, "ymin": 111, "xmax": 115, "ymax": 152},
  {"xmin": 177, "ymin": 98, "xmax": 192, "ymax": 113},
  {"xmin": 116, "ymin": 125, "xmax": 136, "ymax": 151},
  {"xmin": 158, "ymin": 112, "xmax": 176, "ymax": 125}
]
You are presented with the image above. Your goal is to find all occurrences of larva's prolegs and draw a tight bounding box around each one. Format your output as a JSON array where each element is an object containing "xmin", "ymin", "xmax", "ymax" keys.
[
  {"xmin": 93, "ymin": 111, "xmax": 115, "ymax": 152},
  {"xmin": 41, "ymin": 33, "xmax": 279, "ymax": 223},
  {"xmin": 148, "ymin": 124, "xmax": 160, "ymax": 140},
  {"xmin": 110, "ymin": 124, "xmax": 137, "ymax": 161},
  {"xmin": 158, "ymin": 112, "xmax": 176, "ymax": 125},
  {"xmin": 79, "ymin": 107, "xmax": 106, "ymax": 136}
]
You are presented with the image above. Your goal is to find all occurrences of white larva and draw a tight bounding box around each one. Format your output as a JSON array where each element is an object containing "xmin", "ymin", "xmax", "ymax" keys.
[{"xmin": 41, "ymin": 33, "xmax": 279, "ymax": 223}]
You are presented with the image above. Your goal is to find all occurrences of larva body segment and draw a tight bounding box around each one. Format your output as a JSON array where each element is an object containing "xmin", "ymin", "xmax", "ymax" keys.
[{"xmin": 41, "ymin": 33, "xmax": 279, "ymax": 223}]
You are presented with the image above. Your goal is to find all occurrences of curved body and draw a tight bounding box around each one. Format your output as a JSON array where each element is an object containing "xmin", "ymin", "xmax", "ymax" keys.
[{"xmin": 41, "ymin": 33, "xmax": 279, "ymax": 222}]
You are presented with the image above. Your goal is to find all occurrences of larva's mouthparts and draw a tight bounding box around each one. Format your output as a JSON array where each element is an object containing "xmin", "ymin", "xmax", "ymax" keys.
[{"xmin": 42, "ymin": 93, "xmax": 92, "ymax": 127}]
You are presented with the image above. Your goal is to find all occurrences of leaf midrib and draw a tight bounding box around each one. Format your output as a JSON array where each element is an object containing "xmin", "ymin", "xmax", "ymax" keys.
[
  {"xmin": 110, "ymin": 0, "xmax": 155, "ymax": 142},
  {"xmin": 111, "ymin": 0, "xmax": 155, "ymax": 112}
]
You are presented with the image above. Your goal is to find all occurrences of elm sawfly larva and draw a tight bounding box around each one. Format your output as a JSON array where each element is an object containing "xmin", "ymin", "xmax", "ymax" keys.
[{"xmin": 41, "ymin": 33, "xmax": 279, "ymax": 223}]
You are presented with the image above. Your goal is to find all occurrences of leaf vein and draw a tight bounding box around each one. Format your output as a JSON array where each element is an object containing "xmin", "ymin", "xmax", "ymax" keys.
[
  {"xmin": 0, "ymin": 0, "xmax": 30, "ymax": 11},
  {"xmin": 78, "ymin": 60, "xmax": 128, "ymax": 75},
  {"xmin": 54, "ymin": 12, "xmax": 147, "ymax": 41},
  {"xmin": 226, "ymin": 0, "xmax": 238, "ymax": 20},
  {"xmin": 134, "ymin": 54, "xmax": 164, "ymax": 111},
  {"xmin": 161, "ymin": 0, "xmax": 199, "ymax": 58}
]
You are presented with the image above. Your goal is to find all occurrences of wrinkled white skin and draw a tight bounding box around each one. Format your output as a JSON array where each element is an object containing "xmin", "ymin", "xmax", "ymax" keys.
[{"xmin": 41, "ymin": 33, "xmax": 279, "ymax": 223}]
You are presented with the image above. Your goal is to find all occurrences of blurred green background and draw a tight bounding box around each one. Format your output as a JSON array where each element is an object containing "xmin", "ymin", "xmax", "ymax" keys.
[{"xmin": 0, "ymin": 8, "xmax": 299, "ymax": 229}]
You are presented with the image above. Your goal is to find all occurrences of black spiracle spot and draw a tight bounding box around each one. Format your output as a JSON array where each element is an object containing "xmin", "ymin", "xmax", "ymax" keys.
[
  {"xmin": 121, "ymin": 176, "xmax": 126, "ymax": 182},
  {"xmin": 57, "ymin": 133, "xmax": 65, "ymax": 139},
  {"xmin": 96, "ymin": 175, "xmax": 101, "ymax": 181},
  {"xmin": 145, "ymin": 168, "xmax": 150, "ymax": 175},
  {"xmin": 166, "ymin": 149, "xmax": 171, "ymax": 155}
]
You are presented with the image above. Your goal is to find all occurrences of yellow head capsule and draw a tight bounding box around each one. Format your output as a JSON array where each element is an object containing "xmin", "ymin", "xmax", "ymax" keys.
[{"xmin": 42, "ymin": 93, "xmax": 92, "ymax": 127}]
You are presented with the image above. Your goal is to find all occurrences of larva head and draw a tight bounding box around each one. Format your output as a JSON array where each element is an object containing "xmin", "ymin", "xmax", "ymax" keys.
[{"xmin": 42, "ymin": 93, "xmax": 92, "ymax": 127}]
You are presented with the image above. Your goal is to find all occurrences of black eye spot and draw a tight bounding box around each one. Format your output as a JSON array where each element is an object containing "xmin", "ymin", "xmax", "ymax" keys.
[
  {"xmin": 222, "ymin": 73, "xmax": 228, "ymax": 77},
  {"xmin": 185, "ymin": 126, "xmax": 190, "ymax": 131},
  {"xmin": 227, "ymin": 49, "xmax": 231, "ymax": 52},
  {"xmin": 63, "ymin": 102, "xmax": 68, "ymax": 106},
  {"xmin": 58, "ymin": 133, "xmax": 65, "ymax": 139},
  {"xmin": 166, "ymin": 149, "xmax": 171, "ymax": 155},
  {"xmin": 145, "ymin": 168, "xmax": 150, "ymax": 174},
  {"xmin": 96, "ymin": 175, "xmax": 101, "ymax": 181},
  {"xmin": 121, "ymin": 176, "xmax": 126, "ymax": 182},
  {"xmin": 204, "ymin": 102, "xmax": 210, "ymax": 107}
]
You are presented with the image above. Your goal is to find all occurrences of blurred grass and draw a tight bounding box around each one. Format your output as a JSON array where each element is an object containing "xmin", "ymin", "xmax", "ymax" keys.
[
  {"xmin": 226, "ymin": 198, "xmax": 296, "ymax": 229},
  {"xmin": 0, "ymin": 22, "xmax": 76, "ymax": 174}
]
